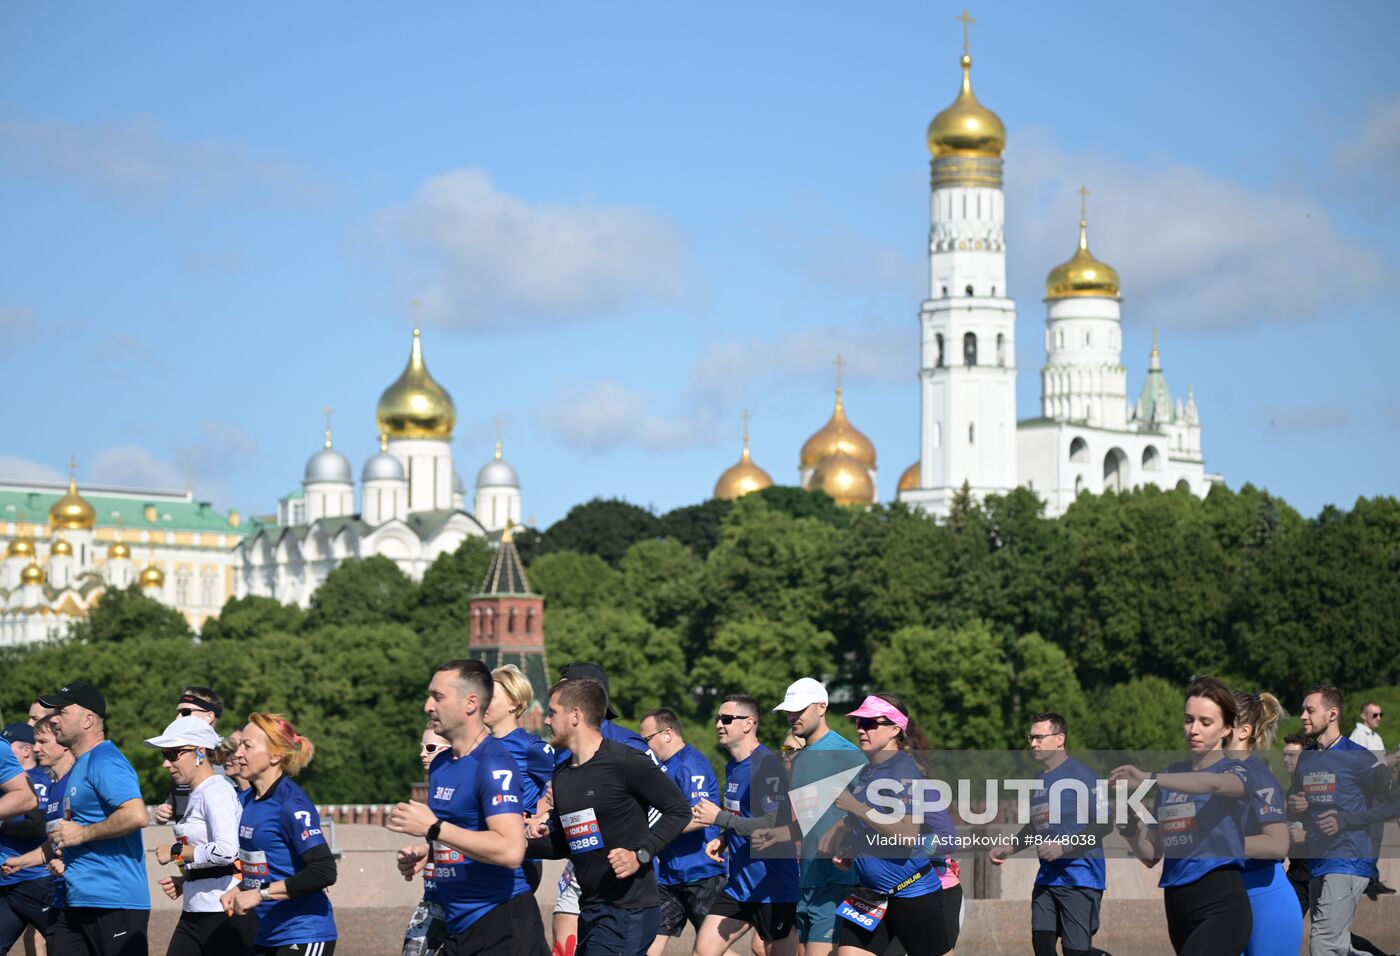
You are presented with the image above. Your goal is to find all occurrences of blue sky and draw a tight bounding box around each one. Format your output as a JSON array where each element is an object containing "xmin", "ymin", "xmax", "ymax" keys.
[{"xmin": 3, "ymin": 2, "xmax": 1397, "ymax": 526}]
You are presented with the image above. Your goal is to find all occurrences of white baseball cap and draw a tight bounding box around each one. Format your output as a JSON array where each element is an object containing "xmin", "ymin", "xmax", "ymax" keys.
[
  {"xmin": 773, "ymin": 677, "xmax": 829, "ymax": 713},
  {"xmin": 144, "ymin": 716, "xmax": 221, "ymax": 751}
]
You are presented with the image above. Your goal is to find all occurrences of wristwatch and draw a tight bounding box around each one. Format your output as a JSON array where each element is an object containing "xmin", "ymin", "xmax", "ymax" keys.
[
  {"xmin": 426, "ymin": 820, "xmax": 443, "ymax": 844},
  {"xmin": 168, "ymin": 842, "xmax": 183, "ymax": 865},
  {"xmin": 259, "ymin": 887, "xmax": 272, "ymax": 902},
  {"xmin": 634, "ymin": 847, "xmax": 652, "ymax": 866}
]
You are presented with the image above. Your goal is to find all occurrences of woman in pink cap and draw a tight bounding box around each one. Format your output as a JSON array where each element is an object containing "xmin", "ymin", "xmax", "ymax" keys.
[{"xmin": 819, "ymin": 694, "xmax": 954, "ymax": 956}]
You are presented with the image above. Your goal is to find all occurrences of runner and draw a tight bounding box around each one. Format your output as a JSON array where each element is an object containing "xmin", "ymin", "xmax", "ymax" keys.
[
  {"xmin": 692, "ymin": 695, "xmax": 800, "ymax": 956},
  {"xmin": 2, "ymin": 717, "xmax": 70, "ymax": 948},
  {"xmin": 27, "ymin": 701, "xmax": 52, "ymax": 727},
  {"xmin": 156, "ymin": 688, "xmax": 225, "ymax": 827},
  {"xmin": 214, "ymin": 731, "xmax": 249, "ymax": 794},
  {"xmin": 637, "ymin": 708, "xmax": 726, "ymax": 956},
  {"xmin": 145, "ymin": 716, "xmax": 255, "ymax": 955},
  {"xmin": 398, "ymin": 720, "xmax": 452, "ymax": 956},
  {"xmin": 0, "ymin": 723, "xmax": 50, "ymax": 954},
  {"xmin": 221, "ymin": 712, "xmax": 337, "ymax": 955},
  {"xmin": 1110, "ymin": 676, "xmax": 1253, "ymax": 956},
  {"xmin": 525, "ymin": 678, "xmax": 690, "ymax": 956},
  {"xmin": 990, "ymin": 711, "xmax": 1106, "ymax": 956},
  {"xmin": 822, "ymin": 694, "xmax": 949, "ymax": 956},
  {"xmin": 387, "ymin": 659, "xmax": 545, "ymax": 956},
  {"xmin": 486, "ymin": 664, "xmax": 555, "ymax": 891}
]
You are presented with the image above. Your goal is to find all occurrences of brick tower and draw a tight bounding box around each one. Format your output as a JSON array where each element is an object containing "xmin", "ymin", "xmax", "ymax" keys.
[{"xmin": 468, "ymin": 528, "xmax": 548, "ymax": 730}]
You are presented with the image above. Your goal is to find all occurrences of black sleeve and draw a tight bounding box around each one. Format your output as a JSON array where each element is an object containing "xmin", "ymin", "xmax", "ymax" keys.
[
  {"xmin": 282, "ymin": 843, "xmax": 336, "ymax": 898},
  {"xmin": 0, "ymin": 806, "xmax": 46, "ymax": 840},
  {"xmin": 525, "ymin": 808, "xmax": 569, "ymax": 860},
  {"xmin": 626, "ymin": 756, "xmax": 691, "ymax": 857}
]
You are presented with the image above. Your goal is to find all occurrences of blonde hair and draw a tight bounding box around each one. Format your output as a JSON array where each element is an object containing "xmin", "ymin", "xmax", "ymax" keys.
[
  {"xmin": 1233, "ymin": 691, "xmax": 1287, "ymax": 751},
  {"xmin": 248, "ymin": 712, "xmax": 315, "ymax": 777},
  {"xmin": 492, "ymin": 665, "xmax": 533, "ymax": 721}
]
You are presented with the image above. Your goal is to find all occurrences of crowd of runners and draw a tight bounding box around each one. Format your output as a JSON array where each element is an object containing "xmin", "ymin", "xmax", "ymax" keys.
[{"xmin": 1, "ymin": 665, "xmax": 1398, "ymax": 956}]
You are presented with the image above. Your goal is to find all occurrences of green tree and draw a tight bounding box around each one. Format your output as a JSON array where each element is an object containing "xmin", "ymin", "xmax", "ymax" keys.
[
  {"xmin": 618, "ymin": 538, "xmax": 703, "ymax": 632},
  {"xmin": 752, "ymin": 486, "xmax": 850, "ymax": 528},
  {"xmin": 302, "ymin": 556, "xmax": 414, "ymax": 631},
  {"xmin": 543, "ymin": 607, "xmax": 687, "ymax": 720},
  {"xmin": 410, "ymin": 536, "xmax": 495, "ymax": 638},
  {"xmin": 200, "ymin": 595, "xmax": 303, "ymax": 643},
  {"xmin": 527, "ymin": 551, "xmax": 622, "ymax": 610},
  {"xmin": 537, "ymin": 499, "xmax": 660, "ymax": 566},
  {"xmin": 66, "ymin": 585, "xmax": 193, "ymax": 644},
  {"xmin": 1080, "ymin": 676, "xmax": 1184, "ymax": 750},
  {"xmin": 658, "ymin": 499, "xmax": 732, "ymax": 558},
  {"xmin": 1010, "ymin": 632, "xmax": 1088, "ymax": 735}
]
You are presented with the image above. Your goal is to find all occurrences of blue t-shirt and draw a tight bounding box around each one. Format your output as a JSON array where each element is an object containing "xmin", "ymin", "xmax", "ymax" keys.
[
  {"xmin": 847, "ymin": 751, "xmax": 942, "ymax": 899},
  {"xmin": 425, "ymin": 736, "xmax": 531, "ymax": 934},
  {"xmin": 0, "ymin": 765, "xmax": 48, "ymax": 885},
  {"xmin": 788, "ymin": 729, "xmax": 865, "ymax": 890},
  {"xmin": 1239, "ymin": 754, "xmax": 1287, "ymax": 881},
  {"xmin": 62, "ymin": 741, "xmax": 150, "ymax": 909},
  {"xmin": 45, "ymin": 770, "xmax": 70, "ymax": 909},
  {"xmin": 1031, "ymin": 757, "xmax": 1107, "ymax": 890},
  {"xmin": 238, "ymin": 776, "xmax": 336, "ymax": 945},
  {"xmin": 497, "ymin": 728, "xmax": 554, "ymax": 815},
  {"xmin": 1154, "ymin": 757, "xmax": 1249, "ymax": 889},
  {"xmin": 554, "ymin": 719, "xmax": 649, "ymax": 767},
  {"xmin": 722, "ymin": 744, "xmax": 799, "ymax": 904},
  {"xmin": 1299, "ymin": 736, "xmax": 1384, "ymax": 878},
  {"xmin": 655, "ymin": 743, "xmax": 725, "ymax": 886}
]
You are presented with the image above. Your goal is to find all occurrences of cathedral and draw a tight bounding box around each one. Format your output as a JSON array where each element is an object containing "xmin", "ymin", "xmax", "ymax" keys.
[
  {"xmin": 233, "ymin": 328, "xmax": 525, "ymax": 607},
  {"xmin": 714, "ymin": 23, "xmax": 1217, "ymax": 515}
]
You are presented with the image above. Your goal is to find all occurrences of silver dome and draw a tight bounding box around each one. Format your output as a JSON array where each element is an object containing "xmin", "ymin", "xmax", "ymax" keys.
[
  {"xmin": 304, "ymin": 446, "xmax": 352, "ymax": 484},
  {"xmin": 453, "ymin": 468, "xmax": 465, "ymax": 495},
  {"xmin": 363, "ymin": 450, "xmax": 405, "ymax": 483},
  {"xmin": 476, "ymin": 457, "xmax": 520, "ymax": 489}
]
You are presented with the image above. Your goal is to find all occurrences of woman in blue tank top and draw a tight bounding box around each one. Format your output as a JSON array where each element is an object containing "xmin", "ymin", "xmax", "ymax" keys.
[{"xmin": 1110, "ymin": 677, "xmax": 1254, "ymax": 956}]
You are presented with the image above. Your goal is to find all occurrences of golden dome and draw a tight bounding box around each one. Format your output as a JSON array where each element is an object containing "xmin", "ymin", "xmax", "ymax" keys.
[
  {"xmin": 51, "ymin": 538, "xmax": 73, "ymax": 557},
  {"xmin": 139, "ymin": 564, "xmax": 165, "ymax": 589},
  {"xmin": 801, "ymin": 388, "xmax": 876, "ymax": 469},
  {"xmin": 49, "ymin": 476, "xmax": 96, "ymax": 531},
  {"xmin": 108, "ymin": 541, "xmax": 132, "ymax": 561},
  {"xmin": 20, "ymin": 561, "xmax": 44, "ymax": 586},
  {"xmin": 927, "ymin": 55, "xmax": 1006, "ymax": 159},
  {"xmin": 714, "ymin": 439, "xmax": 773, "ymax": 501},
  {"xmin": 6, "ymin": 538, "xmax": 35, "ymax": 559},
  {"xmin": 1046, "ymin": 218, "xmax": 1120, "ymax": 300},
  {"xmin": 376, "ymin": 328, "xmax": 456, "ymax": 440},
  {"xmin": 809, "ymin": 450, "xmax": 876, "ymax": 506},
  {"xmin": 897, "ymin": 461, "xmax": 920, "ymax": 493}
]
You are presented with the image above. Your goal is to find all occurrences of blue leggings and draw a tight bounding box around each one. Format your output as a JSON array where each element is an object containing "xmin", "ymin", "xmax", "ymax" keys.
[{"xmin": 1243, "ymin": 863, "xmax": 1303, "ymax": 956}]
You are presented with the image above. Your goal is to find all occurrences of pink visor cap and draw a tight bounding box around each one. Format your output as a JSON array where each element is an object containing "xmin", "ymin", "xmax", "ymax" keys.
[{"xmin": 847, "ymin": 696, "xmax": 908, "ymax": 731}]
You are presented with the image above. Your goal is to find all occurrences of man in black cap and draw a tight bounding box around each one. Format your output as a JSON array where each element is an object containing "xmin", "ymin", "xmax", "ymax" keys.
[
  {"xmin": 154, "ymin": 686, "xmax": 225, "ymax": 826},
  {"xmin": 40, "ymin": 681, "xmax": 150, "ymax": 955}
]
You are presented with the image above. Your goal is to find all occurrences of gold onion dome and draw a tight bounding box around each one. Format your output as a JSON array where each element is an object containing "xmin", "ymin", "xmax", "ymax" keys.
[
  {"xmin": 49, "ymin": 476, "xmax": 96, "ymax": 531},
  {"xmin": 376, "ymin": 328, "xmax": 456, "ymax": 440},
  {"xmin": 20, "ymin": 561, "xmax": 44, "ymax": 586},
  {"xmin": 927, "ymin": 55, "xmax": 1006, "ymax": 158},
  {"xmin": 1046, "ymin": 218, "xmax": 1120, "ymax": 300},
  {"xmin": 108, "ymin": 541, "xmax": 132, "ymax": 561},
  {"xmin": 6, "ymin": 538, "xmax": 35, "ymax": 559},
  {"xmin": 800, "ymin": 388, "xmax": 876, "ymax": 469},
  {"xmin": 714, "ymin": 433, "xmax": 773, "ymax": 501},
  {"xmin": 810, "ymin": 450, "xmax": 876, "ymax": 506},
  {"xmin": 51, "ymin": 538, "xmax": 73, "ymax": 557},
  {"xmin": 897, "ymin": 461, "xmax": 920, "ymax": 493},
  {"xmin": 139, "ymin": 564, "xmax": 165, "ymax": 589}
]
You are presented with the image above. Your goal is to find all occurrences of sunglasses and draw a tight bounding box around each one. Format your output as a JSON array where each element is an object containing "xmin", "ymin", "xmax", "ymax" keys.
[
  {"xmin": 176, "ymin": 708, "xmax": 210, "ymax": 718},
  {"xmin": 855, "ymin": 717, "xmax": 896, "ymax": 731},
  {"xmin": 420, "ymin": 742, "xmax": 445, "ymax": 754},
  {"xmin": 1370, "ymin": 712, "xmax": 1383, "ymax": 719},
  {"xmin": 716, "ymin": 714, "xmax": 752, "ymax": 725},
  {"xmin": 161, "ymin": 747, "xmax": 196, "ymax": 761}
]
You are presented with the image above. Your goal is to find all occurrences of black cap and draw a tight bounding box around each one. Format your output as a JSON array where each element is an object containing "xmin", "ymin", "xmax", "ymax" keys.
[
  {"xmin": 559, "ymin": 661, "xmax": 618, "ymax": 720},
  {"xmin": 1, "ymin": 723, "xmax": 35, "ymax": 745},
  {"xmin": 37, "ymin": 681, "xmax": 107, "ymax": 719}
]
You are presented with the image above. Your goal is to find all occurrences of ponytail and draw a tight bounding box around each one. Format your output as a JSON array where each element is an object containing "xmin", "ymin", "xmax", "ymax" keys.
[
  {"xmin": 248, "ymin": 712, "xmax": 315, "ymax": 777},
  {"xmin": 1234, "ymin": 691, "xmax": 1286, "ymax": 751}
]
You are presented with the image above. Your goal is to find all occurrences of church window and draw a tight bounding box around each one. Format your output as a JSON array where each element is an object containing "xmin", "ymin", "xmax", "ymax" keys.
[
  {"xmin": 1104, "ymin": 448, "xmax": 1128, "ymax": 492},
  {"xmin": 965, "ymin": 284, "xmax": 974, "ymax": 297},
  {"xmin": 1070, "ymin": 437, "xmax": 1088, "ymax": 462},
  {"xmin": 1142, "ymin": 445, "xmax": 1162, "ymax": 472},
  {"xmin": 968, "ymin": 423, "xmax": 975, "ymax": 444},
  {"xmin": 991, "ymin": 285, "xmax": 996, "ymax": 296},
  {"xmin": 941, "ymin": 285, "xmax": 948, "ymax": 297},
  {"xmin": 935, "ymin": 333, "xmax": 945, "ymax": 367},
  {"xmin": 508, "ymin": 608, "xmax": 517, "ymax": 634},
  {"xmin": 963, "ymin": 332, "xmax": 977, "ymax": 366},
  {"xmin": 996, "ymin": 333, "xmax": 1006, "ymax": 367},
  {"xmin": 933, "ymin": 422, "xmax": 942, "ymax": 449},
  {"xmin": 526, "ymin": 609, "xmax": 535, "ymax": 635},
  {"xmin": 1055, "ymin": 330, "xmax": 1064, "ymax": 349},
  {"xmin": 1084, "ymin": 331, "xmax": 1092, "ymax": 347},
  {"xmin": 175, "ymin": 573, "xmax": 190, "ymax": 606},
  {"xmin": 1176, "ymin": 478, "xmax": 1191, "ymax": 492},
  {"xmin": 200, "ymin": 573, "xmax": 216, "ymax": 608}
]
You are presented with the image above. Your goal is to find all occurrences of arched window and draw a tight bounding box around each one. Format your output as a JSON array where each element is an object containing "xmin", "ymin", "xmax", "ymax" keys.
[
  {"xmin": 968, "ymin": 422, "xmax": 975, "ymax": 444},
  {"xmin": 963, "ymin": 332, "xmax": 977, "ymax": 367},
  {"xmin": 507, "ymin": 607, "xmax": 517, "ymax": 634},
  {"xmin": 1055, "ymin": 329, "xmax": 1064, "ymax": 349},
  {"xmin": 935, "ymin": 333, "xmax": 945, "ymax": 368},
  {"xmin": 991, "ymin": 285, "xmax": 997, "ymax": 296},
  {"xmin": 1142, "ymin": 445, "xmax": 1162, "ymax": 472},
  {"xmin": 1069, "ymin": 436, "xmax": 1088, "ymax": 463},
  {"xmin": 1176, "ymin": 479, "xmax": 1191, "ymax": 493},
  {"xmin": 964, "ymin": 284, "xmax": 974, "ymax": 297},
  {"xmin": 1104, "ymin": 448, "xmax": 1128, "ymax": 492},
  {"xmin": 941, "ymin": 285, "xmax": 948, "ymax": 297},
  {"xmin": 996, "ymin": 333, "xmax": 1006, "ymax": 367}
]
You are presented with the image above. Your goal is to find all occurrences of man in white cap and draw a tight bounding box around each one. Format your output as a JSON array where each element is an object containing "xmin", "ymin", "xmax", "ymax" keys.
[{"xmin": 751, "ymin": 678, "xmax": 866, "ymax": 956}]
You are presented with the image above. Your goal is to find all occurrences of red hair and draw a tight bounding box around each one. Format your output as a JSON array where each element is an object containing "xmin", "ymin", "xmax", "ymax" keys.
[{"xmin": 247, "ymin": 712, "xmax": 315, "ymax": 776}]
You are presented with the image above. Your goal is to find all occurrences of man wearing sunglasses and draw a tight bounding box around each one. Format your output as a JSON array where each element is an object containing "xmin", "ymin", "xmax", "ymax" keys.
[
  {"xmin": 692, "ymin": 696, "xmax": 799, "ymax": 956},
  {"xmin": 155, "ymin": 687, "xmax": 225, "ymax": 828}
]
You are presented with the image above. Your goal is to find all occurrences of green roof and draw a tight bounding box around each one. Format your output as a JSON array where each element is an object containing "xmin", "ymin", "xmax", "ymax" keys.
[{"xmin": 0, "ymin": 489, "xmax": 247, "ymax": 536}]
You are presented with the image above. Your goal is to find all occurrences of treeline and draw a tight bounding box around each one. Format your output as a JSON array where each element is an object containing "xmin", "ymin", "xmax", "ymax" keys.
[{"xmin": 2, "ymin": 483, "xmax": 1397, "ymax": 803}]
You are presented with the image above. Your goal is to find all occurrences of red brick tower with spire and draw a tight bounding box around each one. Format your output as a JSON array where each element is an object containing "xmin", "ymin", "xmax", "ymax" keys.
[{"xmin": 468, "ymin": 528, "xmax": 548, "ymax": 729}]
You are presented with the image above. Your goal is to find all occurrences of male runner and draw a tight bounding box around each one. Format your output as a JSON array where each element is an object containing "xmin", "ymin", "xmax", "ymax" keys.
[
  {"xmin": 692, "ymin": 696, "xmax": 799, "ymax": 956},
  {"xmin": 388, "ymin": 659, "xmax": 547, "ymax": 956},
  {"xmin": 40, "ymin": 681, "xmax": 150, "ymax": 955},
  {"xmin": 638, "ymin": 708, "xmax": 726, "ymax": 956},
  {"xmin": 0, "ymin": 723, "xmax": 50, "ymax": 954},
  {"xmin": 527, "ymin": 679, "xmax": 690, "ymax": 956},
  {"xmin": 990, "ymin": 712, "xmax": 1107, "ymax": 956}
]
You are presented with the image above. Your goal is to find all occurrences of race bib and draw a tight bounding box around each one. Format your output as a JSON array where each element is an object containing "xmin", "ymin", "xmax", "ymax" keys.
[
  {"xmin": 1157, "ymin": 800, "xmax": 1199, "ymax": 848},
  {"xmin": 238, "ymin": 849, "xmax": 269, "ymax": 887},
  {"xmin": 723, "ymin": 797, "xmax": 741, "ymax": 813},
  {"xmin": 431, "ymin": 840, "xmax": 465, "ymax": 880},
  {"xmin": 1030, "ymin": 799, "xmax": 1050, "ymax": 833},
  {"xmin": 836, "ymin": 893, "xmax": 887, "ymax": 929},
  {"xmin": 172, "ymin": 823, "xmax": 190, "ymax": 844},
  {"xmin": 1303, "ymin": 772, "xmax": 1337, "ymax": 805},
  {"xmin": 561, "ymin": 808, "xmax": 604, "ymax": 854}
]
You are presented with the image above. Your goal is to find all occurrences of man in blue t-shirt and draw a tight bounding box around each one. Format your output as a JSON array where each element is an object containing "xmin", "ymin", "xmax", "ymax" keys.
[
  {"xmin": 40, "ymin": 680, "xmax": 150, "ymax": 956},
  {"xmin": 991, "ymin": 711, "xmax": 1109, "ymax": 956},
  {"xmin": 637, "ymin": 708, "xmax": 726, "ymax": 956},
  {"xmin": 0, "ymin": 722, "xmax": 53, "ymax": 953},
  {"xmin": 389, "ymin": 659, "xmax": 547, "ymax": 956}
]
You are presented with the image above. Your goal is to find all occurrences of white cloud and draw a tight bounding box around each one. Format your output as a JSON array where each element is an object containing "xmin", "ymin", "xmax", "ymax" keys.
[
  {"xmin": 378, "ymin": 168, "xmax": 688, "ymax": 329},
  {"xmin": 535, "ymin": 380, "xmax": 726, "ymax": 454},
  {"xmin": 1260, "ymin": 403, "xmax": 1353, "ymax": 432},
  {"xmin": 89, "ymin": 445, "xmax": 187, "ymax": 489},
  {"xmin": 0, "ymin": 116, "xmax": 325, "ymax": 206},
  {"xmin": 1004, "ymin": 129, "xmax": 1391, "ymax": 332},
  {"xmin": 85, "ymin": 421, "xmax": 258, "ymax": 503},
  {"xmin": 691, "ymin": 323, "xmax": 910, "ymax": 402},
  {"xmin": 1333, "ymin": 93, "xmax": 1400, "ymax": 202},
  {"xmin": 0, "ymin": 454, "xmax": 66, "ymax": 483},
  {"xmin": 0, "ymin": 305, "xmax": 38, "ymax": 350}
]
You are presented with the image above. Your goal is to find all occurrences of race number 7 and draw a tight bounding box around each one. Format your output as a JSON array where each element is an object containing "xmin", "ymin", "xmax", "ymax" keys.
[
  {"xmin": 294, "ymin": 810, "xmax": 313, "ymax": 828},
  {"xmin": 492, "ymin": 769, "xmax": 514, "ymax": 791}
]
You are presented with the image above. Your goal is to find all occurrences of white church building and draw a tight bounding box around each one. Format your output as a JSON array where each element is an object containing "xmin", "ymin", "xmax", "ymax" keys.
[
  {"xmin": 898, "ymin": 38, "xmax": 1216, "ymax": 518},
  {"xmin": 234, "ymin": 328, "xmax": 524, "ymax": 606}
]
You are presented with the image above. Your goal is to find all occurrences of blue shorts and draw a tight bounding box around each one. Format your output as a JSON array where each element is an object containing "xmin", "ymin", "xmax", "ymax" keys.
[{"xmin": 796, "ymin": 885, "xmax": 848, "ymax": 944}]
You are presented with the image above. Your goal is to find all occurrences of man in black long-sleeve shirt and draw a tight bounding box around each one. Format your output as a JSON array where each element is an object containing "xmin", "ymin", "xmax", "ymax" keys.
[{"xmin": 526, "ymin": 679, "xmax": 690, "ymax": 956}]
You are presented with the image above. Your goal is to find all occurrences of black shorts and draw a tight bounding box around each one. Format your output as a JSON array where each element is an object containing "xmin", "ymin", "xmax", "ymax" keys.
[
  {"xmin": 1162, "ymin": 866, "xmax": 1251, "ymax": 956},
  {"xmin": 49, "ymin": 907, "xmax": 150, "ymax": 956},
  {"xmin": 167, "ymin": 910, "xmax": 258, "ymax": 956},
  {"xmin": 439, "ymin": 892, "xmax": 548, "ymax": 956},
  {"xmin": 706, "ymin": 892, "xmax": 796, "ymax": 942},
  {"xmin": 253, "ymin": 943, "xmax": 336, "ymax": 956},
  {"xmin": 657, "ymin": 875, "xmax": 726, "ymax": 937},
  {"xmin": 836, "ymin": 890, "xmax": 951, "ymax": 956}
]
